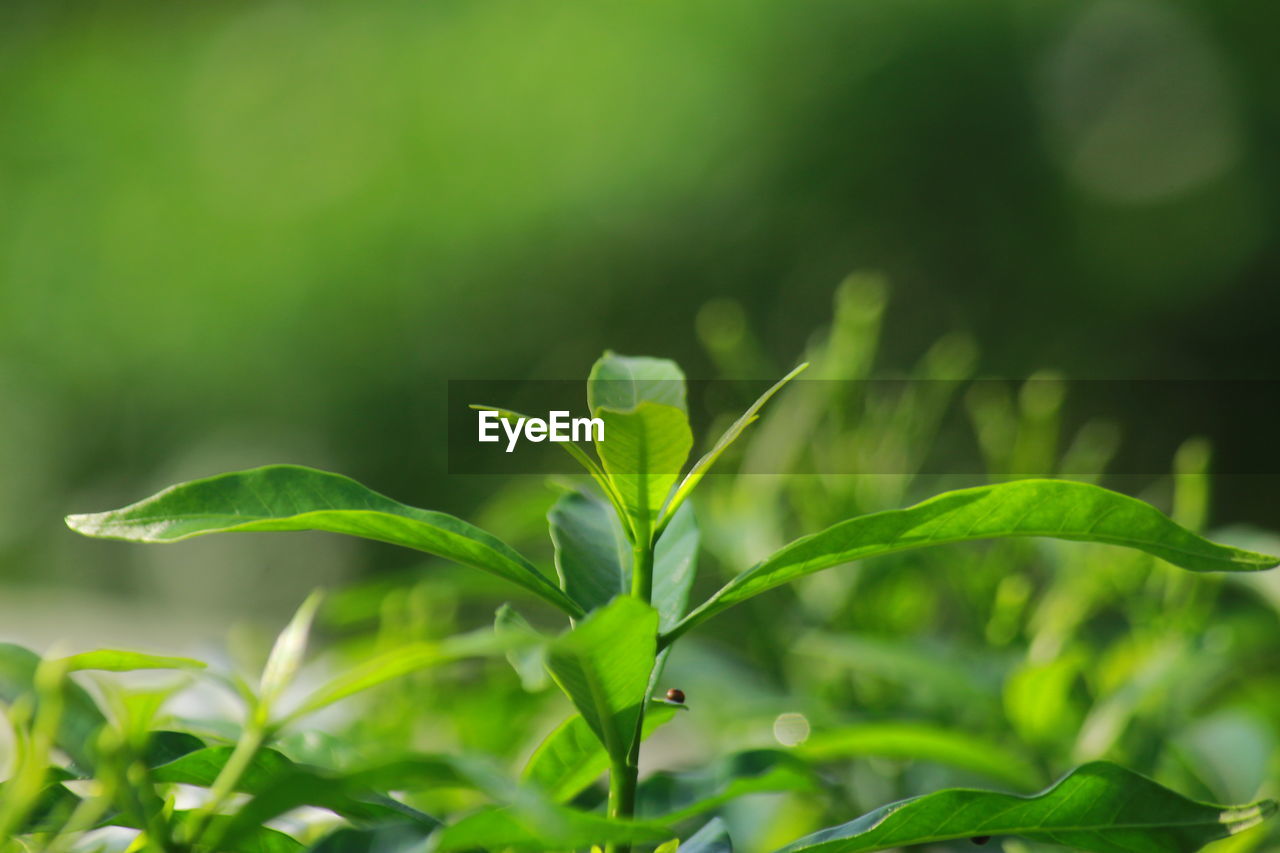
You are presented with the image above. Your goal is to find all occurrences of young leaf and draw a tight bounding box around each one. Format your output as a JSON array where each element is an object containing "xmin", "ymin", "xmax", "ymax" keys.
[
  {"xmin": 260, "ymin": 590, "xmax": 324, "ymax": 705},
  {"xmin": 523, "ymin": 704, "xmax": 679, "ymax": 802},
  {"xmin": 495, "ymin": 604, "xmax": 549, "ymax": 691},
  {"xmin": 655, "ymin": 363, "xmax": 808, "ymax": 535},
  {"xmin": 53, "ymin": 650, "xmax": 207, "ymax": 673},
  {"xmin": 771, "ymin": 761, "xmax": 1277, "ymax": 853},
  {"xmin": 550, "ymin": 491, "xmax": 699, "ymax": 630},
  {"xmin": 796, "ymin": 722, "xmax": 1041, "ymax": 791},
  {"xmin": 588, "ymin": 352, "xmax": 687, "ymax": 414},
  {"xmin": 65, "ymin": 464, "xmax": 582, "ymax": 618},
  {"xmin": 638, "ymin": 749, "xmax": 817, "ymax": 823},
  {"xmin": 666, "ymin": 480, "xmax": 1280, "ymax": 644},
  {"xmin": 544, "ymin": 597, "xmax": 659, "ymax": 763},
  {"xmin": 597, "ymin": 403, "xmax": 693, "ymax": 542}
]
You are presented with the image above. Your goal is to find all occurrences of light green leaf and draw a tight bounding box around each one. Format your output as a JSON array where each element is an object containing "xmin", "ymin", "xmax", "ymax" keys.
[
  {"xmin": 523, "ymin": 704, "xmax": 678, "ymax": 802},
  {"xmin": 152, "ymin": 747, "xmax": 430, "ymax": 827},
  {"xmin": 260, "ymin": 590, "xmax": 323, "ymax": 704},
  {"xmin": 772, "ymin": 761, "xmax": 1277, "ymax": 853},
  {"xmin": 796, "ymin": 722, "xmax": 1041, "ymax": 791},
  {"xmin": 680, "ymin": 818, "xmax": 734, "ymax": 853},
  {"xmin": 284, "ymin": 629, "xmax": 525, "ymax": 724},
  {"xmin": 668, "ymin": 480, "xmax": 1280, "ymax": 644},
  {"xmin": 53, "ymin": 650, "xmax": 206, "ymax": 673},
  {"xmin": 656, "ymin": 363, "xmax": 807, "ymax": 535},
  {"xmin": 494, "ymin": 604, "xmax": 549, "ymax": 691},
  {"xmin": 587, "ymin": 352, "xmax": 687, "ymax": 414},
  {"xmin": 549, "ymin": 491, "xmax": 699, "ymax": 630},
  {"xmin": 639, "ymin": 750, "xmax": 817, "ymax": 823},
  {"xmin": 597, "ymin": 403, "xmax": 692, "ymax": 542},
  {"xmin": 65, "ymin": 464, "xmax": 581, "ymax": 618},
  {"xmin": 544, "ymin": 597, "xmax": 658, "ymax": 763},
  {"xmin": 432, "ymin": 804, "xmax": 673, "ymax": 851}
]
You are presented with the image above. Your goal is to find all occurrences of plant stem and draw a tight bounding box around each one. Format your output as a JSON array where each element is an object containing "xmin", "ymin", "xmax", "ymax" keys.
[{"xmin": 606, "ymin": 537, "xmax": 657, "ymax": 853}]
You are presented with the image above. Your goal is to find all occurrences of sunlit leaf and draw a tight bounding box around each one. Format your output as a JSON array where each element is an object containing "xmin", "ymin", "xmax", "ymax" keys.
[
  {"xmin": 544, "ymin": 597, "xmax": 658, "ymax": 763},
  {"xmin": 260, "ymin": 590, "xmax": 323, "ymax": 704},
  {"xmin": 431, "ymin": 803, "xmax": 673, "ymax": 851},
  {"xmin": 587, "ymin": 352, "xmax": 687, "ymax": 414},
  {"xmin": 797, "ymin": 722, "xmax": 1041, "ymax": 791},
  {"xmin": 771, "ymin": 761, "xmax": 1277, "ymax": 853},
  {"xmin": 53, "ymin": 650, "xmax": 207, "ymax": 673},
  {"xmin": 65, "ymin": 464, "xmax": 582, "ymax": 618},
  {"xmin": 657, "ymin": 363, "xmax": 807, "ymax": 534},
  {"xmin": 524, "ymin": 704, "xmax": 678, "ymax": 802},
  {"xmin": 668, "ymin": 480, "xmax": 1280, "ymax": 643},
  {"xmin": 597, "ymin": 403, "xmax": 692, "ymax": 543}
]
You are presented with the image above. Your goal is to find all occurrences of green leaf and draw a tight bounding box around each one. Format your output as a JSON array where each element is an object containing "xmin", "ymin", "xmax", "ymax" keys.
[
  {"xmin": 638, "ymin": 749, "xmax": 817, "ymax": 823},
  {"xmin": 771, "ymin": 761, "xmax": 1277, "ymax": 853},
  {"xmin": 656, "ymin": 362, "xmax": 807, "ymax": 535},
  {"xmin": 53, "ymin": 650, "xmax": 207, "ymax": 673},
  {"xmin": 143, "ymin": 730, "xmax": 207, "ymax": 767},
  {"xmin": 107, "ymin": 811, "xmax": 304, "ymax": 853},
  {"xmin": 588, "ymin": 352, "xmax": 687, "ymax": 414},
  {"xmin": 668, "ymin": 480, "xmax": 1280, "ymax": 643},
  {"xmin": 796, "ymin": 722, "xmax": 1041, "ymax": 791},
  {"xmin": 544, "ymin": 597, "xmax": 659, "ymax": 763},
  {"xmin": 495, "ymin": 604, "xmax": 550, "ymax": 691},
  {"xmin": 432, "ymin": 804, "xmax": 673, "ymax": 851},
  {"xmin": 550, "ymin": 490, "xmax": 632, "ymax": 615},
  {"xmin": 152, "ymin": 746, "xmax": 432, "ymax": 826},
  {"xmin": 550, "ymin": 491, "xmax": 699, "ymax": 630},
  {"xmin": 307, "ymin": 825, "xmax": 433, "ymax": 853},
  {"xmin": 260, "ymin": 590, "xmax": 323, "ymax": 705},
  {"xmin": 680, "ymin": 818, "xmax": 734, "ymax": 853},
  {"xmin": 0, "ymin": 643, "xmax": 106, "ymax": 771},
  {"xmin": 65, "ymin": 464, "xmax": 582, "ymax": 618},
  {"xmin": 523, "ymin": 703, "xmax": 679, "ymax": 802},
  {"xmin": 597, "ymin": 403, "xmax": 693, "ymax": 542},
  {"xmin": 284, "ymin": 629, "xmax": 526, "ymax": 724}
]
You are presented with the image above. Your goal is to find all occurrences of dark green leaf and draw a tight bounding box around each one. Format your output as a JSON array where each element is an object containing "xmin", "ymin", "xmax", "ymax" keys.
[
  {"xmin": 549, "ymin": 491, "xmax": 699, "ymax": 630},
  {"xmin": 65, "ymin": 465, "xmax": 581, "ymax": 618},
  {"xmin": 544, "ymin": 597, "xmax": 659, "ymax": 763},
  {"xmin": 638, "ymin": 749, "xmax": 817, "ymax": 822},
  {"xmin": 772, "ymin": 761, "xmax": 1277, "ymax": 853},
  {"xmin": 307, "ymin": 824, "xmax": 433, "ymax": 853},
  {"xmin": 143, "ymin": 730, "xmax": 207, "ymax": 767},
  {"xmin": 668, "ymin": 480, "xmax": 1280, "ymax": 643}
]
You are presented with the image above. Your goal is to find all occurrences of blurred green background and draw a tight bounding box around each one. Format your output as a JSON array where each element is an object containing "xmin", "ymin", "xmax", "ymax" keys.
[{"xmin": 1, "ymin": 0, "xmax": 1277, "ymax": 640}]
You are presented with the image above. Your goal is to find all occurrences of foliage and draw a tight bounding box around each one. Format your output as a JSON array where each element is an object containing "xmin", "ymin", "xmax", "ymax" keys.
[{"xmin": 3, "ymin": 301, "xmax": 1278, "ymax": 852}]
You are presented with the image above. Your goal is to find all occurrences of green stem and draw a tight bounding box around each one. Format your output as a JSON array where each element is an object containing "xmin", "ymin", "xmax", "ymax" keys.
[{"xmin": 606, "ymin": 537, "xmax": 657, "ymax": 853}]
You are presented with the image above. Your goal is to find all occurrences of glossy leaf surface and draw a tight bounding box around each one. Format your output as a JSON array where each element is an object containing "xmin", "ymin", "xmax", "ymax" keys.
[
  {"xmin": 544, "ymin": 596, "xmax": 658, "ymax": 762},
  {"xmin": 669, "ymin": 480, "xmax": 1279, "ymax": 642},
  {"xmin": 65, "ymin": 465, "xmax": 581, "ymax": 617},
  {"xmin": 772, "ymin": 761, "xmax": 1276, "ymax": 853}
]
